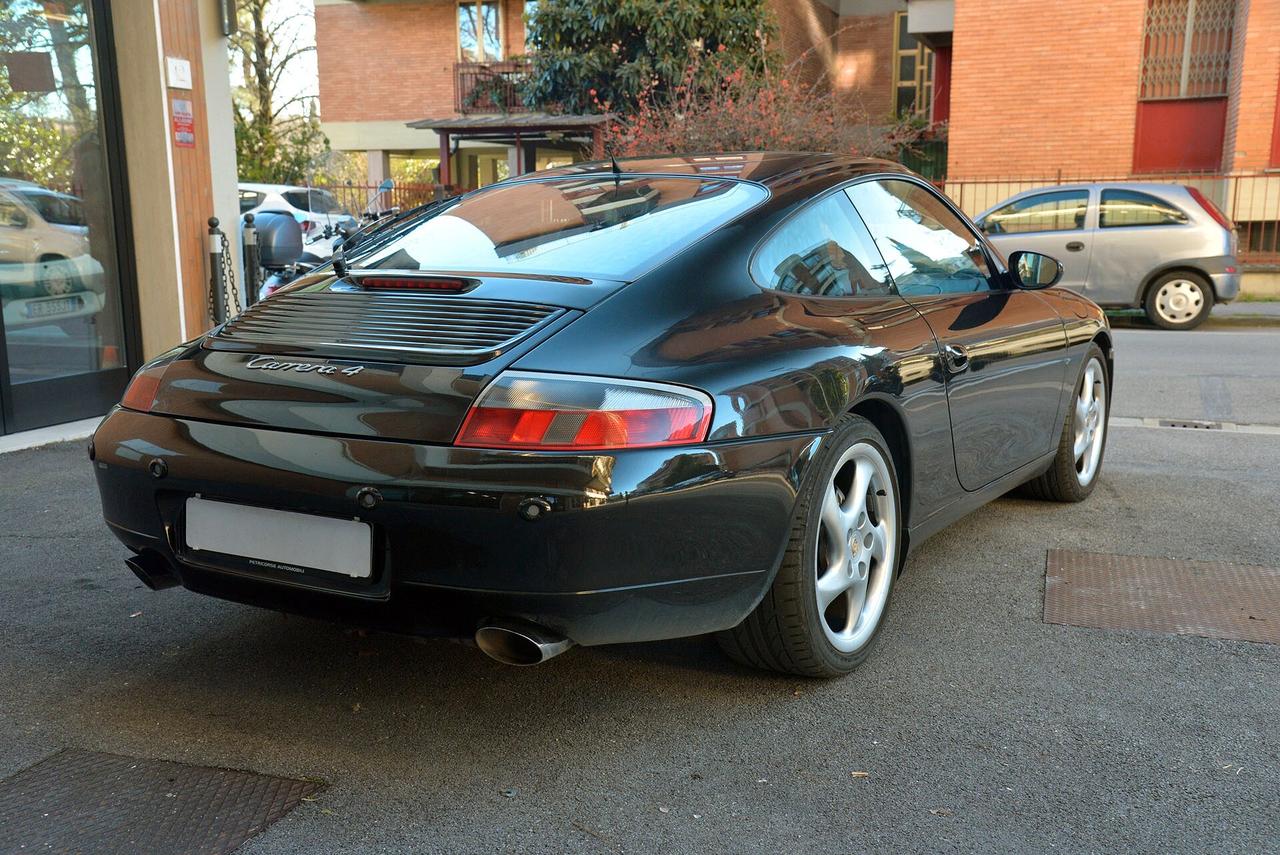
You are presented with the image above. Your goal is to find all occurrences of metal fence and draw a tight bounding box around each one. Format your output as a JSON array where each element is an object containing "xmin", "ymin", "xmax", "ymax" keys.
[
  {"xmin": 319, "ymin": 183, "xmax": 451, "ymax": 216},
  {"xmin": 939, "ymin": 171, "xmax": 1280, "ymax": 265}
]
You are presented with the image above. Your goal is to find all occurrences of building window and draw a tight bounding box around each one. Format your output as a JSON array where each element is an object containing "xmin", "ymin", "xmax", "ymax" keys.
[
  {"xmin": 892, "ymin": 12, "xmax": 933, "ymax": 118},
  {"xmin": 1139, "ymin": 0, "xmax": 1235, "ymax": 101},
  {"xmin": 523, "ymin": 1, "xmax": 538, "ymax": 52},
  {"xmin": 458, "ymin": 1, "xmax": 502, "ymax": 62}
]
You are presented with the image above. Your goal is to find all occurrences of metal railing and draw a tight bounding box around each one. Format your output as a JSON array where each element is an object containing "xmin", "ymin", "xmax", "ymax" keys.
[
  {"xmin": 939, "ymin": 171, "xmax": 1280, "ymax": 265},
  {"xmin": 454, "ymin": 60, "xmax": 531, "ymax": 114},
  {"xmin": 319, "ymin": 183, "xmax": 453, "ymax": 217}
]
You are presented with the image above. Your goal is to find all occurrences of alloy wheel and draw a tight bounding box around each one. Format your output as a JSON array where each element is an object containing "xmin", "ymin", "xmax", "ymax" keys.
[
  {"xmin": 1073, "ymin": 357, "xmax": 1106, "ymax": 486},
  {"xmin": 815, "ymin": 442, "xmax": 897, "ymax": 653},
  {"xmin": 41, "ymin": 263, "xmax": 73, "ymax": 296},
  {"xmin": 1154, "ymin": 279, "xmax": 1204, "ymax": 325}
]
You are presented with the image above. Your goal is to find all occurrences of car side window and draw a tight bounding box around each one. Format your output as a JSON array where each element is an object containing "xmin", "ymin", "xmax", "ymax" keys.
[
  {"xmin": 0, "ymin": 197, "xmax": 28, "ymax": 229},
  {"xmin": 239, "ymin": 190, "xmax": 263, "ymax": 214},
  {"xmin": 1099, "ymin": 189, "xmax": 1188, "ymax": 228},
  {"xmin": 751, "ymin": 192, "xmax": 893, "ymax": 297},
  {"xmin": 847, "ymin": 179, "xmax": 994, "ymax": 296},
  {"xmin": 980, "ymin": 190, "xmax": 1089, "ymax": 235}
]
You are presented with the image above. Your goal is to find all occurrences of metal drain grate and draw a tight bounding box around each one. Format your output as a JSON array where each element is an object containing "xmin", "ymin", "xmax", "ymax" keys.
[
  {"xmin": 1045, "ymin": 549, "xmax": 1280, "ymax": 644},
  {"xmin": 0, "ymin": 749, "xmax": 322, "ymax": 855},
  {"xmin": 1157, "ymin": 419, "xmax": 1222, "ymax": 430}
]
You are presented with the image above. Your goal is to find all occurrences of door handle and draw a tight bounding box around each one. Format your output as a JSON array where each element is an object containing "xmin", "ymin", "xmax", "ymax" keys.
[
  {"xmin": 944, "ymin": 344, "xmax": 970, "ymax": 375},
  {"xmin": 1065, "ymin": 241, "xmax": 1085, "ymax": 252}
]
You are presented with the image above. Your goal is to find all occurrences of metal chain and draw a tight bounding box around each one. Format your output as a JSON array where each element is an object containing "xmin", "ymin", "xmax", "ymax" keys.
[{"xmin": 207, "ymin": 223, "xmax": 242, "ymax": 324}]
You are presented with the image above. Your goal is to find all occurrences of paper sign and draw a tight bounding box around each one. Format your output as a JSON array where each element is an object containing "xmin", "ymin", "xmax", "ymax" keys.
[
  {"xmin": 166, "ymin": 56, "xmax": 192, "ymax": 89},
  {"xmin": 172, "ymin": 98, "xmax": 195, "ymax": 148}
]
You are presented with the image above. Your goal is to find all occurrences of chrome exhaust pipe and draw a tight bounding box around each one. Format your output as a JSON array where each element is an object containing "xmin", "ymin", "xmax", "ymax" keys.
[
  {"xmin": 474, "ymin": 620, "xmax": 574, "ymax": 666},
  {"xmin": 125, "ymin": 550, "xmax": 181, "ymax": 591}
]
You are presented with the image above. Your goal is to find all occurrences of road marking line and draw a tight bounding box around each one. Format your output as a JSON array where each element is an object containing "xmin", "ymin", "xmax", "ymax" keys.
[{"xmin": 1111, "ymin": 416, "xmax": 1280, "ymax": 436}]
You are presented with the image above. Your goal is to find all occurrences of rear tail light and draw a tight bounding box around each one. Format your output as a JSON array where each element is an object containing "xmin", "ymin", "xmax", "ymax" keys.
[
  {"xmin": 300, "ymin": 219, "xmax": 315, "ymax": 234},
  {"xmin": 456, "ymin": 372, "xmax": 713, "ymax": 451},
  {"xmin": 1186, "ymin": 187, "xmax": 1234, "ymax": 232},
  {"xmin": 120, "ymin": 363, "xmax": 168, "ymax": 413},
  {"xmin": 353, "ymin": 275, "xmax": 475, "ymax": 292}
]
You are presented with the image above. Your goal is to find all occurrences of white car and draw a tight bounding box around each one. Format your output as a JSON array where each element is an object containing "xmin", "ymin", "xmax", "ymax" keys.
[
  {"xmin": 238, "ymin": 183, "xmax": 357, "ymax": 239},
  {"xmin": 0, "ymin": 179, "xmax": 105, "ymax": 329}
]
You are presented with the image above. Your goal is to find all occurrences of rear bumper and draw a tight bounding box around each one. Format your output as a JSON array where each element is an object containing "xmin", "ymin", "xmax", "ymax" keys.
[
  {"xmin": 92, "ymin": 408, "xmax": 821, "ymax": 645},
  {"xmin": 1209, "ymin": 270, "xmax": 1241, "ymax": 303}
]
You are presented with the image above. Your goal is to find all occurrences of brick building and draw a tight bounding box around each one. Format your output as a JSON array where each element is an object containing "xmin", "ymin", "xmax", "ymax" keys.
[
  {"xmin": 909, "ymin": 0, "xmax": 1280, "ymax": 179},
  {"xmin": 314, "ymin": 0, "xmax": 927, "ymax": 189}
]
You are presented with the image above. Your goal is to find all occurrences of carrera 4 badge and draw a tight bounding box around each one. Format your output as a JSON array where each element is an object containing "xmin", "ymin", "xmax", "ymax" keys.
[{"xmin": 245, "ymin": 355, "xmax": 364, "ymax": 376}]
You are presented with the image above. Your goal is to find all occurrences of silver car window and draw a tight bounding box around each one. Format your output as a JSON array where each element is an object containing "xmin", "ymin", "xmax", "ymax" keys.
[
  {"xmin": 982, "ymin": 190, "xmax": 1089, "ymax": 235},
  {"xmin": 1099, "ymin": 189, "xmax": 1188, "ymax": 228}
]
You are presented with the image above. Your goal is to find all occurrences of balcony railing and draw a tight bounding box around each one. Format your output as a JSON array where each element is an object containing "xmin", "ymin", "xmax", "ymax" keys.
[{"xmin": 454, "ymin": 60, "xmax": 531, "ymax": 114}]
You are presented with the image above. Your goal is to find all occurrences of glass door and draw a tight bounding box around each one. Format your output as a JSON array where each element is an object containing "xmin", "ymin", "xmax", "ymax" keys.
[{"xmin": 0, "ymin": 0, "xmax": 134, "ymax": 434}]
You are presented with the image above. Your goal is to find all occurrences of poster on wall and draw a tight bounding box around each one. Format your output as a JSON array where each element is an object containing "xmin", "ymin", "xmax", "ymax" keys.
[{"xmin": 172, "ymin": 98, "xmax": 195, "ymax": 148}]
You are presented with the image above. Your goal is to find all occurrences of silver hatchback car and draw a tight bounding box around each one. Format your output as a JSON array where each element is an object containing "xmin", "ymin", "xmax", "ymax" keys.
[{"xmin": 976, "ymin": 182, "xmax": 1239, "ymax": 329}]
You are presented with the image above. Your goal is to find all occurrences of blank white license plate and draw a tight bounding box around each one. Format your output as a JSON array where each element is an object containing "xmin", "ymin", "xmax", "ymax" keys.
[{"xmin": 184, "ymin": 498, "xmax": 372, "ymax": 579}]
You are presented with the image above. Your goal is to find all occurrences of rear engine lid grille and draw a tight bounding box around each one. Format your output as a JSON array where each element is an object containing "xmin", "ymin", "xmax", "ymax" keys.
[{"xmin": 207, "ymin": 291, "xmax": 566, "ymax": 365}]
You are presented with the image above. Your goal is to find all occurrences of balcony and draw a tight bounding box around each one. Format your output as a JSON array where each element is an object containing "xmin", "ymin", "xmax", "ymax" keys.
[{"xmin": 454, "ymin": 61, "xmax": 531, "ymax": 114}]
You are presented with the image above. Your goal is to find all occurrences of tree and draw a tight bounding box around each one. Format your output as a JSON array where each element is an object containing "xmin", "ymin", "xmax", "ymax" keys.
[
  {"xmin": 230, "ymin": 0, "xmax": 328, "ymax": 183},
  {"xmin": 522, "ymin": 0, "xmax": 776, "ymax": 115},
  {"xmin": 605, "ymin": 39, "xmax": 915, "ymax": 159}
]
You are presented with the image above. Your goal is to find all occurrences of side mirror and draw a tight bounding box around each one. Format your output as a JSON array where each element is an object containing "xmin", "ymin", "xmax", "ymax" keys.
[{"xmin": 1009, "ymin": 250, "xmax": 1063, "ymax": 290}]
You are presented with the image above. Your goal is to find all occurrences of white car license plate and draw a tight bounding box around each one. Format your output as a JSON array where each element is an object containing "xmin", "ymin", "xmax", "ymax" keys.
[
  {"xmin": 184, "ymin": 498, "xmax": 372, "ymax": 579},
  {"xmin": 27, "ymin": 296, "xmax": 81, "ymax": 318}
]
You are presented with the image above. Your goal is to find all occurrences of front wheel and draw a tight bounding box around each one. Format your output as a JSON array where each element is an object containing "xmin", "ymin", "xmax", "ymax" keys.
[
  {"xmin": 716, "ymin": 415, "xmax": 902, "ymax": 677},
  {"xmin": 1144, "ymin": 272, "xmax": 1213, "ymax": 330},
  {"xmin": 1022, "ymin": 344, "xmax": 1109, "ymax": 502}
]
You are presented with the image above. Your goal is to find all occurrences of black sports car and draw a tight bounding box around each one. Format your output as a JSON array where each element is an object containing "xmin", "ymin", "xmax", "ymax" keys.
[{"xmin": 92, "ymin": 153, "xmax": 1112, "ymax": 677}]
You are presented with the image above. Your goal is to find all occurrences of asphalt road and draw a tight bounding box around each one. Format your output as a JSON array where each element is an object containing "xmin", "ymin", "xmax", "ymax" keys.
[{"xmin": 1, "ymin": 328, "xmax": 1277, "ymax": 854}]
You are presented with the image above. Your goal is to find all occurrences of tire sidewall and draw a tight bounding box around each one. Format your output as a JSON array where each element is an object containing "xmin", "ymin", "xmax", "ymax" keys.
[
  {"xmin": 1145, "ymin": 272, "xmax": 1213, "ymax": 330},
  {"xmin": 793, "ymin": 416, "xmax": 903, "ymax": 673},
  {"xmin": 1067, "ymin": 345, "xmax": 1110, "ymax": 498}
]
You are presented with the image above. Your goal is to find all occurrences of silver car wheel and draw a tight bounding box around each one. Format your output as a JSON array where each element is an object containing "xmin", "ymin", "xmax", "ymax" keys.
[
  {"xmin": 1073, "ymin": 357, "xmax": 1106, "ymax": 486},
  {"xmin": 815, "ymin": 442, "xmax": 897, "ymax": 654},
  {"xmin": 1154, "ymin": 278, "xmax": 1204, "ymax": 325},
  {"xmin": 40, "ymin": 262, "xmax": 74, "ymax": 297}
]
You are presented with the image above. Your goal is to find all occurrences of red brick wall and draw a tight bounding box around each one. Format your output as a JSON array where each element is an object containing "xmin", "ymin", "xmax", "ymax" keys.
[
  {"xmin": 769, "ymin": 0, "xmax": 838, "ymax": 89},
  {"xmin": 947, "ymin": 0, "xmax": 1147, "ymax": 177},
  {"xmin": 1224, "ymin": 0, "xmax": 1280, "ymax": 170},
  {"xmin": 835, "ymin": 13, "xmax": 896, "ymax": 122},
  {"xmin": 316, "ymin": 0, "xmax": 528, "ymax": 124}
]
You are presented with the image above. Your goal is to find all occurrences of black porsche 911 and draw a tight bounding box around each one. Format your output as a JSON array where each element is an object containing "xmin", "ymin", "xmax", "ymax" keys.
[{"xmin": 92, "ymin": 153, "xmax": 1112, "ymax": 677}]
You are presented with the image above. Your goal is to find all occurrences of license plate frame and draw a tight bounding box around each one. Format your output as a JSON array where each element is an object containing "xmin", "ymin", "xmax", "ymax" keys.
[{"xmin": 183, "ymin": 497, "xmax": 373, "ymax": 579}]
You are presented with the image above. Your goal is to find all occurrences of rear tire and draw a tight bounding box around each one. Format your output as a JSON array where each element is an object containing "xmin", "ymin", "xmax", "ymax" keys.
[
  {"xmin": 716, "ymin": 414, "xmax": 902, "ymax": 677},
  {"xmin": 1144, "ymin": 271, "xmax": 1212, "ymax": 330},
  {"xmin": 1022, "ymin": 344, "xmax": 1108, "ymax": 502}
]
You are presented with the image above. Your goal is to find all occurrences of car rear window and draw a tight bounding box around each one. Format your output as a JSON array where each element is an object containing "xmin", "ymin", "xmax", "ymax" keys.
[
  {"xmin": 15, "ymin": 190, "xmax": 85, "ymax": 226},
  {"xmin": 351, "ymin": 176, "xmax": 767, "ymax": 280}
]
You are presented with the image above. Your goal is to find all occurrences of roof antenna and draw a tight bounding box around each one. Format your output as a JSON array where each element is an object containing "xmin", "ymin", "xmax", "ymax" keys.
[{"xmin": 609, "ymin": 154, "xmax": 622, "ymax": 185}]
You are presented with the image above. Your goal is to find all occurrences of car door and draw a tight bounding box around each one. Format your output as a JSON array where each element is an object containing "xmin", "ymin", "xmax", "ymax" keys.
[
  {"xmin": 1087, "ymin": 187, "xmax": 1194, "ymax": 307},
  {"xmin": 847, "ymin": 178, "xmax": 1069, "ymax": 491},
  {"xmin": 0, "ymin": 192, "xmax": 33, "ymax": 266},
  {"xmin": 977, "ymin": 188, "xmax": 1094, "ymax": 295}
]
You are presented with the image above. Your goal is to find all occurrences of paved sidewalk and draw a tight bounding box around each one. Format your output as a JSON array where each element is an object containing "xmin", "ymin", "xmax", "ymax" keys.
[{"xmin": 1214, "ymin": 299, "xmax": 1280, "ymax": 318}]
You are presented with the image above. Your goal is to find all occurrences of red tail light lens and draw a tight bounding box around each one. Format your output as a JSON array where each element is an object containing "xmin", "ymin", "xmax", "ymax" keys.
[
  {"xmin": 1186, "ymin": 187, "xmax": 1234, "ymax": 231},
  {"xmin": 354, "ymin": 275, "xmax": 474, "ymax": 292},
  {"xmin": 120, "ymin": 364, "xmax": 166, "ymax": 413},
  {"xmin": 456, "ymin": 372, "xmax": 714, "ymax": 451}
]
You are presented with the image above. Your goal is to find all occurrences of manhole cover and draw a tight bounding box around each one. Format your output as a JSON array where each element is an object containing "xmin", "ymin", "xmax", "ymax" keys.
[
  {"xmin": 0, "ymin": 749, "xmax": 322, "ymax": 855},
  {"xmin": 1045, "ymin": 549, "xmax": 1279, "ymax": 644}
]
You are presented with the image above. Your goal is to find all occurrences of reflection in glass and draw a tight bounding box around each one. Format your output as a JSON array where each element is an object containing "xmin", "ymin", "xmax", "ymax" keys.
[
  {"xmin": 1, "ymin": 0, "xmax": 126, "ymax": 384},
  {"xmin": 847, "ymin": 180, "xmax": 992, "ymax": 296},
  {"xmin": 354, "ymin": 177, "xmax": 766, "ymax": 280},
  {"xmin": 752, "ymin": 194, "xmax": 892, "ymax": 297}
]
